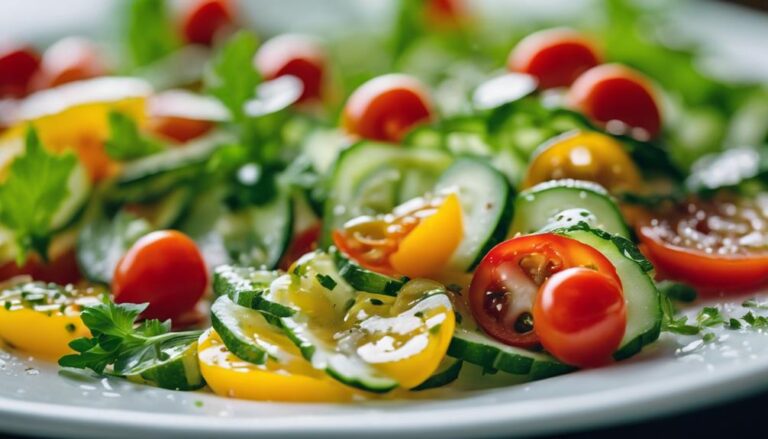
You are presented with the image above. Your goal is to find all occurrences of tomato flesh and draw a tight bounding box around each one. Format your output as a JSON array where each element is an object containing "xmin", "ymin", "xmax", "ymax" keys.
[
  {"xmin": 638, "ymin": 193, "xmax": 768, "ymax": 292},
  {"xmin": 31, "ymin": 37, "xmax": 107, "ymax": 90},
  {"xmin": 468, "ymin": 234, "xmax": 620, "ymax": 349},
  {"xmin": 342, "ymin": 74, "xmax": 433, "ymax": 143},
  {"xmin": 0, "ymin": 248, "xmax": 81, "ymax": 285},
  {"xmin": 112, "ymin": 230, "xmax": 208, "ymax": 321},
  {"xmin": 534, "ymin": 267, "xmax": 626, "ymax": 368},
  {"xmin": 568, "ymin": 64, "xmax": 662, "ymax": 140},
  {"xmin": 508, "ymin": 28, "xmax": 601, "ymax": 89},
  {"xmin": 0, "ymin": 44, "xmax": 40, "ymax": 98},
  {"xmin": 255, "ymin": 34, "xmax": 327, "ymax": 103},
  {"xmin": 181, "ymin": 0, "xmax": 235, "ymax": 46}
]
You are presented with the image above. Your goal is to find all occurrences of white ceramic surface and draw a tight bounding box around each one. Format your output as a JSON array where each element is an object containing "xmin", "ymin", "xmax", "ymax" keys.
[{"xmin": 2, "ymin": 1, "xmax": 768, "ymax": 438}]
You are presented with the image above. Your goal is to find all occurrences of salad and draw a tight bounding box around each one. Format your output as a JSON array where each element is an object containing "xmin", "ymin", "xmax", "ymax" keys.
[{"xmin": 0, "ymin": 0, "xmax": 766, "ymax": 402}]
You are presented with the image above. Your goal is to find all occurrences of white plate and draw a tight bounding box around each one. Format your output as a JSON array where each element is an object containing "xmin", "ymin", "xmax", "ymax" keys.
[{"xmin": 2, "ymin": 1, "xmax": 768, "ymax": 438}]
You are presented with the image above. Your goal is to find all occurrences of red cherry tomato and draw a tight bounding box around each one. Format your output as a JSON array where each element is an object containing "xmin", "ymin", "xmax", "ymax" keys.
[
  {"xmin": 425, "ymin": 0, "xmax": 468, "ymax": 29},
  {"xmin": 508, "ymin": 28, "xmax": 601, "ymax": 89},
  {"xmin": 468, "ymin": 234, "xmax": 620, "ymax": 349},
  {"xmin": 181, "ymin": 0, "xmax": 235, "ymax": 46},
  {"xmin": 279, "ymin": 223, "xmax": 322, "ymax": 271},
  {"xmin": 568, "ymin": 64, "xmax": 662, "ymax": 140},
  {"xmin": 113, "ymin": 231, "xmax": 208, "ymax": 321},
  {"xmin": 0, "ymin": 248, "xmax": 81, "ymax": 285},
  {"xmin": 534, "ymin": 267, "xmax": 626, "ymax": 368},
  {"xmin": 255, "ymin": 34, "xmax": 327, "ymax": 104},
  {"xmin": 31, "ymin": 37, "xmax": 107, "ymax": 90},
  {"xmin": 637, "ymin": 194, "xmax": 768, "ymax": 293},
  {"xmin": 147, "ymin": 116, "xmax": 214, "ymax": 144},
  {"xmin": 0, "ymin": 43, "xmax": 40, "ymax": 98},
  {"xmin": 342, "ymin": 74, "xmax": 433, "ymax": 143}
]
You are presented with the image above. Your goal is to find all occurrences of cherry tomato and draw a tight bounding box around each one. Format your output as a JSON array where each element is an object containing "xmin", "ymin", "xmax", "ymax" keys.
[
  {"xmin": 425, "ymin": 0, "xmax": 468, "ymax": 30},
  {"xmin": 0, "ymin": 43, "xmax": 40, "ymax": 98},
  {"xmin": 146, "ymin": 90, "xmax": 220, "ymax": 143},
  {"xmin": 342, "ymin": 74, "xmax": 433, "ymax": 143},
  {"xmin": 0, "ymin": 248, "xmax": 81, "ymax": 285},
  {"xmin": 568, "ymin": 64, "xmax": 662, "ymax": 140},
  {"xmin": 468, "ymin": 234, "xmax": 620, "ymax": 349},
  {"xmin": 508, "ymin": 28, "xmax": 601, "ymax": 89},
  {"xmin": 147, "ymin": 115, "xmax": 214, "ymax": 143},
  {"xmin": 534, "ymin": 267, "xmax": 626, "ymax": 368},
  {"xmin": 637, "ymin": 193, "xmax": 768, "ymax": 293},
  {"xmin": 255, "ymin": 34, "xmax": 327, "ymax": 104},
  {"xmin": 522, "ymin": 130, "xmax": 642, "ymax": 193},
  {"xmin": 113, "ymin": 230, "xmax": 208, "ymax": 320},
  {"xmin": 30, "ymin": 37, "xmax": 107, "ymax": 90},
  {"xmin": 181, "ymin": 0, "xmax": 235, "ymax": 46},
  {"xmin": 280, "ymin": 223, "xmax": 322, "ymax": 271}
]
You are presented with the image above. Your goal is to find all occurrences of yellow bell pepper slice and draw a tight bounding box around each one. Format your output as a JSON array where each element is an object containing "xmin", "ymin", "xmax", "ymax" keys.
[
  {"xmin": 198, "ymin": 329, "xmax": 356, "ymax": 402},
  {"xmin": 389, "ymin": 193, "xmax": 463, "ymax": 278},
  {"xmin": 0, "ymin": 281, "xmax": 101, "ymax": 360},
  {"xmin": 522, "ymin": 130, "xmax": 642, "ymax": 193}
]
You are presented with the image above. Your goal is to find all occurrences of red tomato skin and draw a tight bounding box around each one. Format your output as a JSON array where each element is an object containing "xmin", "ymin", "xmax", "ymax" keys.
[
  {"xmin": 181, "ymin": 0, "xmax": 234, "ymax": 46},
  {"xmin": 568, "ymin": 64, "xmax": 662, "ymax": 139},
  {"xmin": 112, "ymin": 231, "xmax": 208, "ymax": 321},
  {"xmin": 0, "ymin": 44, "xmax": 41, "ymax": 98},
  {"xmin": 638, "ymin": 227, "xmax": 768, "ymax": 294},
  {"xmin": 508, "ymin": 28, "xmax": 601, "ymax": 89},
  {"xmin": 534, "ymin": 267, "xmax": 626, "ymax": 368},
  {"xmin": 0, "ymin": 249, "xmax": 81, "ymax": 285},
  {"xmin": 280, "ymin": 223, "xmax": 321, "ymax": 271},
  {"xmin": 342, "ymin": 74, "xmax": 433, "ymax": 143},
  {"xmin": 30, "ymin": 37, "xmax": 107, "ymax": 90},
  {"xmin": 425, "ymin": 0, "xmax": 468, "ymax": 29},
  {"xmin": 147, "ymin": 116, "xmax": 214, "ymax": 143},
  {"xmin": 255, "ymin": 35, "xmax": 327, "ymax": 103},
  {"xmin": 469, "ymin": 234, "xmax": 621, "ymax": 349}
]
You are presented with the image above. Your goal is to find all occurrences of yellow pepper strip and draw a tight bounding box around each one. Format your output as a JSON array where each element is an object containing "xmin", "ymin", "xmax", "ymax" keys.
[
  {"xmin": 522, "ymin": 131, "xmax": 642, "ymax": 193},
  {"xmin": 198, "ymin": 329, "xmax": 356, "ymax": 402},
  {"xmin": 390, "ymin": 193, "xmax": 463, "ymax": 278}
]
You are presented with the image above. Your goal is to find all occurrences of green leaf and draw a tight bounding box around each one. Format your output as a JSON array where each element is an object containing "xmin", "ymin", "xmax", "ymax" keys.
[
  {"xmin": 80, "ymin": 301, "xmax": 146, "ymax": 339},
  {"xmin": 0, "ymin": 127, "xmax": 77, "ymax": 264},
  {"xmin": 105, "ymin": 111, "xmax": 163, "ymax": 160},
  {"xmin": 125, "ymin": 0, "xmax": 179, "ymax": 68},
  {"xmin": 204, "ymin": 31, "xmax": 260, "ymax": 121}
]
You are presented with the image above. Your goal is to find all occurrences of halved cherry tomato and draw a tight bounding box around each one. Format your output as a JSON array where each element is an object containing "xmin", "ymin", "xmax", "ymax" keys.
[
  {"xmin": 254, "ymin": 34, "xmax": 327, "ymax": 103},
  {"xmin": 146, "ymin": 90, "xmax": 221, "ymax": 143},
  {"xmin": 333, "ymin": 194, "xmax": 463, "ymax": 279},
  {"xmin": 637, "ymin": 193, "xmax": 768, "ymax": 293},
  {"xmin": 522, "ymin": 130, "xmax": 642, "ymax": 193},
  {"xmin": 113, "ymin": 230, "xmax": 208, "ymax": 320},
  {"xmin": 147, "ymin": 115, "xmax": 213, "ymax": 143},
  {"xmin": 508, "ymin": 28, "xmax": 601, "ymax": 89},
  {"xmin": 181, "ymin": 0, "xmax": 235, "ymax": 46},
  {"xmin": 425, "ymin": 0, "xmax": 468, "ymax": 30},
  {"xmin": 30, "ymin": 37, "xmax": 107, "ymax": 90},
  {"xmin": 568, "ymin": 64, "xmax": 662, "ymax": 140},
  {"xmin": 534, "ymin": 267, "xmax": 626, "ymax": 368},
  {"xmin": 342, "ymin": 74, "xmax": 433, "ymax": 143},
  {"xmin": 0, "ymin": 43, "xmax": 40, "ymax": 98},
  {"xmin": 468, "ymin": 234, "xmax": 620, "ymax": 349},
  {"xmin": 279, "ymin": 222, "xmax": 321, "ymax": 271}
]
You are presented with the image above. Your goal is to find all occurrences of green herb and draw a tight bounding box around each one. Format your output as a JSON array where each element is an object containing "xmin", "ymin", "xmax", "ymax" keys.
[
  {"xmin": 125, "ymin": 0, "xmax": 179, "ymax": 68},
  {"xmin": 741, "ymin": 311, "xmax": 768, "ymax": 329},
  {"xmin": 194, "ymin": 400, "xmax": 204, "ymax": 408},
  {"xmin": 656, "ymin": 281, "xmax": 697, "ymax": 303},
  {"xmin": 742, "ymin": 298, "xmax": 768, "ymax": 310},
  {"xmin": 696, "ymin": 307, "xmax": 725, "ymax": 328},
  {"xmin": 429, "ymin": 323, "xmax": 442, "ymax": 335},
  {"xmin": 204, "ymin": 31, "xmax": 260, "ymax": 122},
  {"xmin": 726, "ymin": 318, "xmax": 742, "ymax": 330},
  {"xmin": 660, "ymin": 290, "xmax": 700, "ymax": 335},
  {"xmin": 414, "ymin": 311, "xmax": 424, "ymax": 318},
  {"xmin": 59, "ymin": 299, "xmax": 202, "ymax": 381},
  {"xmin": 315, "ymin": 274, "xmax": 337, "ymax": 291},
  {"xmin": 0, "ymin": 128, "xmax": 77, "ymax": 264},
  {"xmin": 702, "ymin": 332, "xmax": 716, "ymax": 343},
  {"xmin": 104, "ymin": 111, "xmax": 163, "ymax": 160},
  {"xmin": 65, "ymin": 323, "xmax": 77, "ymax": 334}
]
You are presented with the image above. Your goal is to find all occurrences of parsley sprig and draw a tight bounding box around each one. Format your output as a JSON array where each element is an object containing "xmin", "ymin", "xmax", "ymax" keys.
[{"xmin": 104, "ymin": 111, "xmax": 163, "ymax": 161}]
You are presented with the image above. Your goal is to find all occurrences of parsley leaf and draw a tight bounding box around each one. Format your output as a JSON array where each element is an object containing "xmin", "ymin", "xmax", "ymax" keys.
[
  {"xmin": 59, "ymin": 299, "xmax": 203, "ymax": 389},
  {"xmin": 125, "ymin": 0, "xmax": 179, "ymax": 68},
  {"xmin": 656, "ymin": 281, "xmax": 697, "ymax": 303},
  {"xmin": 696, "ymin": 306, "xmax": 725, "ymax": 328},
  {"xmin": 741, "ymin": 311, "xmax": 768, "ymax": 329},
  {"xmin": 104, "ymin": 111, "xmax": 163, "ymax": 160},
  {"xmin": 0, "ymin": 128, "xmax": 77, "ymax": 264},
  {"xmin": 315, "ymin": 274, "xmax": 337, "ymax": 291},
  {"xmin": 204, "ymin": 31, "xmax": 260, "ymax": 122}
]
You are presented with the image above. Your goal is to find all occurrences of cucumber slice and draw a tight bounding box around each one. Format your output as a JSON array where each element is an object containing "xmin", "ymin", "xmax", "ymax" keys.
[
  {"xmin": 331, "ymin": 247, "xmax": 407, "ymax": 296},
  {"xmin": 411, "ymin": 358, "xmax": 463, "ymax": 391},
  {"xmin": 301, "ymin": 128, "xmax": 350, "ymax": 175},
  {"xmin": 123, "ymin": 335, "xmax": 205, "ymax": 391},
  {"xmin": 212, "ymin": 265, "xmax": 291, "ymax": 317},
  {"xmin": 555, "ymin": 223, "xmax": 662, "ymax": 360},
  {"xmin": 321, "ymin": 141, "xmax": 453, "ymax": 247},
  {"xmin": 448, "ymin": 328, "xmax": 573, "ymax": 380},
  {"xmin": 51, "ymin": 161, "xmax": 91, "ymax": 231},
  {"xmin": 210, "ymin": 296, "xmax": 269, "ymax": 365},
  {"xmin": 128, "ymin": 186, "xmax": 194, "ymax": 229},
  {"xmin": 510, "ymin": 179, "xmax": 630, "ymax": 238},
  {"xmin": 435, "ymin": 157, "xmax": 514, "ymax": 271}
]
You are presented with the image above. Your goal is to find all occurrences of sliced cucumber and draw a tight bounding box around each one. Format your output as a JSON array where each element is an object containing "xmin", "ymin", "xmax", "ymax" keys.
[
  {"xmin": 555, "ymin": 223, "xmax": 662, "ymax": 360},
  {"xmin": 510, "ymin": 179, "xmax": 630, "ymax": 238},
  {"xmin": 435, "ymin": 157, "xmax": 514, "ymax": 271},
  {"xmin": 321, "ymin": 141, "xmax": 453, "ymax": 247},
  {"xmin": 210, "ymin": 295, "xmax": 270, "ymax": 365},
  {"xmin": 301, "ymin": 128, "xmax": 350, "ymax": 175},
  {"xmin": 411, "ymin": 358, "xmax": 463, "ymax": 391},
  {"xmin": 130, "ymin": 186, "xmax": 194, "ymax": 229},
  {"xmin": 123, "ymin": 335, "xmax": 205, "ymax": 391},
  {"xmin": 448, "ymin": 328, "xmax": 573, "ymax": 380},
  {"xmin": 331, "ymin": 247, "xmax": 407, "ymax": 296},
  {"xmin": 51, "ymin": 161, "xmax": 91, "ymax": 232},
  {"xmin": 212, "ymin": 265, "xmax": 291, "ymax": 317}
]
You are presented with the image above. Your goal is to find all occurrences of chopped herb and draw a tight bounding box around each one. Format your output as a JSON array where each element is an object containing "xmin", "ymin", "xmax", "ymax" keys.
[
  {"xmin": 696, "ymin": 307, "xmax": 725, "ymax": 327},
  {"xmin": 742, "ymin": 299, "xmax": 768, "ymax": 310},
  {"xmin": 65, "ymin": 323, "xmax": 77, "ymax": 333},
  {"xmin": 726, "ymin": 318, "xmax": 742, "ymax": 330},
  {"xmin": 315, "ymin": 274, "xmax": 337, "ymax": 291},
  {"xmin": 741, "ymin": 311, "xmax": 768, "ymax": 329},
  {"xmin": 414, "ymin": 311, "xmax": 424, "ymax": 318},
  {"xmin": 702, "ymin": 332, "xmax": 716, "ymax": 343},
  {"xmin": 369, "ymin": 298, "xmax": 384, "ymax": 306},
  {"xmin": 104, "ymin": 111, "xmax": 163, "ymax": 161},
  {"xmin": 657, "ymin": 281, "xmax": 697, "ymax": 303},
  {"xmin": 429, "ymin": 323, "xmax": 442, "ymax": 335},
  {"xmin": 194, "ymin": 400, "xmax": 204, "ymax": 408}
]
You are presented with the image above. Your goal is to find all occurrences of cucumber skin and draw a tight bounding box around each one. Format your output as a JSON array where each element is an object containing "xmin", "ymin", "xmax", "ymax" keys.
[
  {"xmin": 331, "ymin": 247, "xmax": 408, "ymax": 296},
  {"xmin": 210, "ymin": 299, "xmax": 268, "ymax": 365},
  {"xmin": 212, "ymin": 266, "xmax": 294, "ymax": 317},
  {"xmin": 467, "ymin": 178, "xmax": 515, "ymax": 271},
  {"xmin": 126, "ymin": 342, "xmax": 205, "ymax": 391},
  {"xmin": 411, "ymin": 359, "xmax": 463, "ymax": 391}
]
